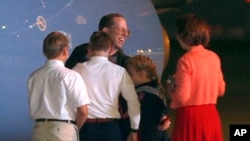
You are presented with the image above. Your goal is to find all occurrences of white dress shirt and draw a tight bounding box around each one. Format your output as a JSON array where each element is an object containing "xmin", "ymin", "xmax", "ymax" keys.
[
  {"xmin": 73, "ymin": 56, "xmax": 140, "ymax": 129},
  {"xmin": 28, "ymin": 60, "xmax": 90, "ymax": 121}
]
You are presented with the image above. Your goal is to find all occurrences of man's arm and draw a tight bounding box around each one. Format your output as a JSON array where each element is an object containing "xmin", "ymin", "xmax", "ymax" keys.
[
  {"xmin": 76, "ymin": 105, "xmax": 88, "ymax": 129},
  {"xmin": 126, "ymin": 132, "xmax": 138, "ymax": 141},
  {"xmin": 121, "ymin": 71, "xmax": 141, "ymax": 131}
]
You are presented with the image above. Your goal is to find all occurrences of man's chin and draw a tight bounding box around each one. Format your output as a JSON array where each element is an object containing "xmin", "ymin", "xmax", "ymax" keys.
[{"xmin": 115, "ymin": 44, "xmax": 123, "ymax": 49}]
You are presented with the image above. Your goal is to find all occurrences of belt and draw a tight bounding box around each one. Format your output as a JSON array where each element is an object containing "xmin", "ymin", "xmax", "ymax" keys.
[
  {"xmin": 121, "ymin": 112, "xmax": 129, "ymax": 119},
  {"xmin": 86, "ymin": 118, "xmax": 117, "ymax": 123},
  {"xmin": 36, "ymin": 119, "xmax": 76, "ymax": 125}
]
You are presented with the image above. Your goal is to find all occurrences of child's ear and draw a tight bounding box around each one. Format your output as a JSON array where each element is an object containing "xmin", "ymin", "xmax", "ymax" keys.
[{"xmin": 63, "ymin": 47, "xmax": 68, "ymax": 56}]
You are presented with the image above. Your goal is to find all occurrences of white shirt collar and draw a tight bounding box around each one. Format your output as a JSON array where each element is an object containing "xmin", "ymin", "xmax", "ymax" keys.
[
  {"xmin": 45, "ymin": 59, "xmax": 64, "ymax": 67},
  {"xmin": 89, "ymin": 56, "xmax": 108, "ymax": 61}
]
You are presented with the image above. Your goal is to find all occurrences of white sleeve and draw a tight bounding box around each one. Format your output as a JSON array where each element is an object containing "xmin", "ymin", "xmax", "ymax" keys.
[{"xmin": 120, "ymin": 71, "xmax": 141, "ymax": 129}]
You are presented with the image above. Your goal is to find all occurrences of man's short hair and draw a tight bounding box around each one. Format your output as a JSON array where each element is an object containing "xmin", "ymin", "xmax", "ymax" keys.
[
  {"xmin": 98, "ymin": 13, "xmax": 124, "ymax": 31},
  {"xmin": 88, "ymin": 31, "xmax": 113, "ymax": 51},
  {"xmin": 43, "ymin": 31, "xmax": 69, "ymax": 59}
]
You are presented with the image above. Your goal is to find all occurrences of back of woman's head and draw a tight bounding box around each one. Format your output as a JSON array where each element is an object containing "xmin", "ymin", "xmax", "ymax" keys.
[{"xmin": 176, "ymin": 13, "xmax": 211, "ymax": 47}]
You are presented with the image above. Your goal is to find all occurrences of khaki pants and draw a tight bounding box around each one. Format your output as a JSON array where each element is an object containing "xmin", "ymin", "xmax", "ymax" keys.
[{"xmin": 32, "ymin": 121, "xmax": 78, "ymax": 141}]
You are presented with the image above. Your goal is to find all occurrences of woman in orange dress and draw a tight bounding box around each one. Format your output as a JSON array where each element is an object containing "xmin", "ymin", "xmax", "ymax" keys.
[{"xmin": 167, "ymin": 13, "xmax": 226, "ymax": 141}]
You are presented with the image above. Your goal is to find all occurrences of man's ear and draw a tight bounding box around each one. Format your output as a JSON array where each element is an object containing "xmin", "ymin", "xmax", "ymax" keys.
[
  {"xmin": 62, "ymin": 47, "xmax": 69, "ymax": 56},
  {"xmin": 61, "ymin": 47, "xmax": 69, "ymax": 58},
  {"xmin": 86, "ymin": 45, "xmax": 91, "ymax": 58},
  {"xmin": 107, "ymin": 45, "xmax": 112, "ymax": 53},
  {"xmin": 61, "ymin": 47, "xmax": 69, "ymax": 62},
  {"xmin": 102, "ymin": 27, "xmax": 109, "ymax": 32},
  {"xmin": 108, "ymin": 45, "xmax": 117, "ymax": 56}
]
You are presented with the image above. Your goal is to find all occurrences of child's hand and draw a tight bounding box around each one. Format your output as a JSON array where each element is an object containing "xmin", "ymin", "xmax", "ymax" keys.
[
  {"xmin": 158, "ymin": 115, "xmax": 171, "ymax": 130},
  {"xmin": 166, "ymin": 75, "xmax": 176, "ymax": 95}
]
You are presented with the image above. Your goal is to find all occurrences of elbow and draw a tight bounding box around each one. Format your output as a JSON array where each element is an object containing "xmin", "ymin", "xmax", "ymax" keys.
[
  {"xmin": 219, "ymin": 82, "xmax": 226, "ymax": 96},
  {"xmin": 77, "ymin": 105, "xmax": 89, "ymax": 118}
]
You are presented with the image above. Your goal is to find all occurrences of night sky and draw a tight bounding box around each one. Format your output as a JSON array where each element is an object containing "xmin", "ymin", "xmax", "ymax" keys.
[{"xmin": 158, "ymin": 0, "xmax": 250, "ymax": 40}]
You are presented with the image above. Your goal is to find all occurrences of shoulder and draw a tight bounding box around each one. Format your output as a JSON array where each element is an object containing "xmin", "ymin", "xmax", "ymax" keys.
[
  {"xmin": 207, "ymin": 49, "xmax": 220, "ymax": 58},
  {"xmin": 108, "ymin": 61, "xmax": 126, "ymax": 71},
  {"xmin": 103, "ymin": 62, "xmax": 128, "ymax": 78},
  {"xmin": 61, "ymin": 67, "xmax": 82, "ymax": 80},
  {"xmin": 178, "ymin": 52, "xmax": 192, "ymax": 66},
  {"xmin": 72, "ymin": 62, "xmax": 84, "ymax": 69},
  {"xmin": 28, "ymin": 66, "xmax": 44, "ymax": 80},
  {"xmin": 137, "ymin": 85, "xmax": 161, "ymax": 97}
]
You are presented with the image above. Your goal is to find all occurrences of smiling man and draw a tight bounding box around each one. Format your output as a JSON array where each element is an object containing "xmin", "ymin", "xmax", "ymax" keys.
[{"xmin": 65, "ymin": 13, "xmax": 170, "ymax": 141}]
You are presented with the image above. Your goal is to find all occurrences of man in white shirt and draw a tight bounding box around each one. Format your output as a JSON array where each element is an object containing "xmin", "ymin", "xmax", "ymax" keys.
[
  {"xmin": 27, "ymin": 31, "xmax": 90, "ymax": 141},
  {"xmin": 73, "ymin": 31, "xmax": 140, "ymax": 141}
]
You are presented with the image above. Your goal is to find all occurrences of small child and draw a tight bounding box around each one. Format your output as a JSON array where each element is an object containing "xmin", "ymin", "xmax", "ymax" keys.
[{"xmin": 126, "ymin": 55, "xmax": 170, "ymax": 141}]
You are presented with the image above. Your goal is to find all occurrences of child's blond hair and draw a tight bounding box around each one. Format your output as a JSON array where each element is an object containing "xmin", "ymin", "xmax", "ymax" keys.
[{"xmin": 126, "ymin": 55, "xmax": 168, "ymax": 105}]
